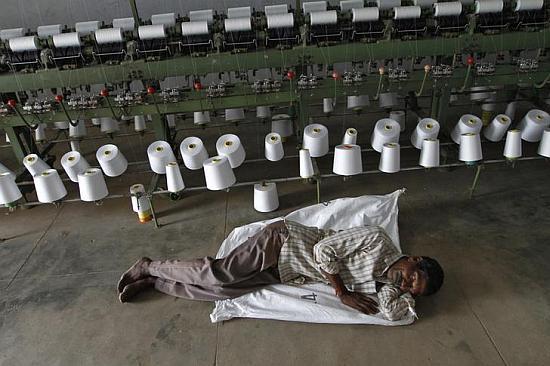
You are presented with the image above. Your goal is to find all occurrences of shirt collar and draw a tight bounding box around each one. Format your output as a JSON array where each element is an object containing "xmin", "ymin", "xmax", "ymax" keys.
[{"xmin": 382, "ymin": 254, "xmax": 406, "ymax": 276}]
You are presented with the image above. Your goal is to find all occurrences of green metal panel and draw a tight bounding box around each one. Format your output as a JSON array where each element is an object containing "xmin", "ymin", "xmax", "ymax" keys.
[{"xmin": 1, "ymin": 65, "xmax": 549, "ymax": 128}]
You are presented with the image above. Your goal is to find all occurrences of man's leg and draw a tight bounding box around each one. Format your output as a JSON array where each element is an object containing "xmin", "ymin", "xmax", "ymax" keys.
[
  {"xmin": 152, "ymin": 268, "xmax": 281, "ymax": 301},
  {"xmin": 118, "ymin": 221, "xmax": 288, "ymax": 300},
  {"xmin": 148, "ymin": 221, "xmax": 288, "ymax": 287}
]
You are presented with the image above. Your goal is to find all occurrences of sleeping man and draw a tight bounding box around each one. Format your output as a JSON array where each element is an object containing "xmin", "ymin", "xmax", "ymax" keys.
[{"xmin": 118, "ymin": 219, "xmax": 444, "ymax": 321}]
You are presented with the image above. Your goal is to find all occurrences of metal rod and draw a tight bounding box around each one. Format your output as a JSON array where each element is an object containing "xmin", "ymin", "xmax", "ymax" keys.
[
  {"xmin": 128, "ymin": 0, "xmax": 140, "ymax": 30},
  {"xmin": 147, "ymin": 195, "xmax": 161, "ymax": 229},
  {"xmin": 58, "ymin": 101, "xmax": 78, "ymax": 127},
  {"xmin": 469, "ymin": 164, "xmax": 483, "ymax": 199},
  {"xmin": 103, "ymin": 96, "xmax": 120, "ymax": 120}
]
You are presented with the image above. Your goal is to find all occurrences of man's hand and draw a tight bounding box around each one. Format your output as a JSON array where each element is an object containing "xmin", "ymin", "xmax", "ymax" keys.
[
  {"xmin": 339, "ymin": 291, "xmax": 379, "ymax": 315},
  {"xmin": 319, "ymin": 269, "xmax": 379, "ymax": 315}
]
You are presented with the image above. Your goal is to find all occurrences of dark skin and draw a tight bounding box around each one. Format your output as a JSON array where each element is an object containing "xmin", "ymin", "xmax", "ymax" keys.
[{"xmin": 322, "ymin": 256, "xmax": 429, "ymax": 315}]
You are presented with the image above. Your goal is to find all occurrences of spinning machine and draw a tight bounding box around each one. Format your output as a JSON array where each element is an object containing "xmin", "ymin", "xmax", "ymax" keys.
[{"xmin": 0, "ymin": 0, "xmax": 549, "ymax": 215}]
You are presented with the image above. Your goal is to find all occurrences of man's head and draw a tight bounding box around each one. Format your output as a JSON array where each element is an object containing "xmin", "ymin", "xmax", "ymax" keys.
[{"xmin": 386, "ymin": 256, "xmax": 444, "ymax": 296}]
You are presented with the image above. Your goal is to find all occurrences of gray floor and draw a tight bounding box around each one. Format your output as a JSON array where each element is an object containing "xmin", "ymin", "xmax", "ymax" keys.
[{"xmin": 1, "ymin": 152, "xmax": 550, "ymax": 365}]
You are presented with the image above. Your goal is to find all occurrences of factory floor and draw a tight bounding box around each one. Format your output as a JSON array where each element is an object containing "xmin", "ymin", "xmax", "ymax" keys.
[{"xmin": 1, "ymin": 148, "xmax": 550, "ymax": 365}]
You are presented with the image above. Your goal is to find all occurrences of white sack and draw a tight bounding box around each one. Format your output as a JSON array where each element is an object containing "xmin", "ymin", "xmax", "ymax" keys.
[{"xmin": 210, "ymin": 189, "xmax": 415, "ymax": 326}]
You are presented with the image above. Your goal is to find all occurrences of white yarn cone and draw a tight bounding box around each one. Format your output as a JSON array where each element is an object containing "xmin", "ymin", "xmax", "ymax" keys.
[
  {"xmin": 96, "ymin": 144, "xmax": 128, "ymax": 177},
  {"xmin": 69, "ymin": 120, "xmax": 86, "ymax": 138},
  {"xmin": 180, "ymin": 136, "xmax": 209, "ymax": 170},
  {"xmin": 419, "ymin": 139, "xmax": 440, "ymax": 168},
  {"xmin": 483, "ymin": 114, "xmax": 511, "ymax": 142},
  {"xmin": 166, "ymin": 114, "xmax": 176, "ymax": 129},
  {"xmin": 504, "ymin": 101, "xmax": 517, "ymax": 121},
  {"xmin": 54, "ymin": 121, "xmax": 69, "ymax": 130},
  {"xmin": 147, "ymin": 140, "xmax": 176, "ymax": 174},
  {"xmin": 100, "ymin": 117, "xmax": 119, "ymax": 133},
  {"xmin": 34, "ymin": 169, "xmax": 67, "ymax": 203},
  {"xmin": 91, "ymin": 118, "xmax": 101, "ymax": 126},
  {"xmin": 451, "ymin": 114, "xmax": 483, "ymax": 144},
  {"xmin": 503, "ymin": 130, "xmax": 522, "ymax": 160},
  {"xmin": 5, "ymin": 133, "xmax": 10, "ymax": 143},
  {"xmin": 379, "ymin": 143, "xmax": 400, "ymax": 173},
  {"xmin": 194, "ymin": 111, "xmax": 211, "ymax": 125},
  {"xmin": 78, "ymin": 168, "xmax": 108, "ymax": 202},
  {"xmin": 347, "ymin": 95, "xmax": 369, "ymax": 111},
  {"xmin": 411, "ymin": 118, "xmax": 440, "ymax": 149},
  {"xmin": 303, "ymin": 124, "xmax": 329, "ymax": 157},
  {"xmin": 299, "ymin": 149, "xmax": 314, "ymax": 178},
  {"xmin": 35, "ymin": 123, "xmax": 47, "ymax": 142},
  {"xmin": 130, "ymin": 184, "xmax": 145, "ymax": 213},
  {"xmin": 23, "ymin": 154, "xmax": 50, "ymax": 177},
  {"xmin": 253, "ymin": 182, "xmax": 279, "ymax": 212},
  {"xmin": 265, "ymin": 133, "xmax": 284, "ymax": 161},
  {"xmin": 256, "ymin": 106, "xmax": 271, "ymax": 120},
  {"xmin": 342, "ymin": 128, "xmax": 358, "ymax": 145},
  {"xmin": 517, "ymin": 109, "xmax": 550, "ymax": 142},
  {"xmin": 225, "ymin": 108, "xmax": 245, "ymax": 122},
  {"xmin": 61, "ymin": 151, "xmax": 90, "ymax": 183},
  {"xmin": 216, "ymin": 134, "xmax": 246, "ymax": 168},
  {"xmin": 538, "ymin": 129, "xmax": 550, "ymax": 158},
  {"xmin": 0, "ymin": 172, "xmax": 22, "ymax": 205},
  {"xmin": 165, "ymin": 162, "xmax": 185, "ymax": 193},
  {"xmin": 134, "ymin": 115, "xmax": 147, "ymax": 132},
  {"xmin": 0, "ymin": 162, "xmax": 14, "ymax": 179},
  {"xmin": 390, "ymin": 110, "xmax": 406, "ymax": 132},
  {"xmin": 271, "ymin": 114, "xmax": 294, "ymax": 138},
  {"xmin": 323, "ymin": 98, "xmax": 334, "ymax": 114},
  {"xmin": 129, "ymin": 183, "xmax": 152, "ymax": 221},
  {"xmin": 70, "ymin": 140, "xmax": 80, "ymax": 152},
  {"xmin": 203, "ymin": 156, "xmax": 236, "ymax": 191},
  {"xmin": 459, "ymin": 133, "xmax": 483, "ymax": 163},
  {"xmin": 333, "ymin": 144, "xmax": 362, "ymax": 176},
  {"xmin": 371, "ymin": 118, "xmax": 401, "ymax": 153},
  {"xmin": 379, "ymin": 93, "xmax": 399, "ymax": 109}
]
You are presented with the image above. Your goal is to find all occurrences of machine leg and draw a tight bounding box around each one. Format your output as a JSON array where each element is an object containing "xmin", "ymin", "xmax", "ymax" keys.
[
  {"xmin": 147, "ymin": 195, "xmax": 161, "ymax": 229},
  {"xmin": 316, "ymin": 178, "xmax": 321, "ymax": 204},
  {"xmin": 468, "ymin": 164, "xmax": 483, "ymax": 200},
  {"xmin": 146, "ymin": 173, "xmax": 161, "ymax": 229},
  {"xmin": 311, "ymin": 157, "xmax": 321, "ymax": 204}
]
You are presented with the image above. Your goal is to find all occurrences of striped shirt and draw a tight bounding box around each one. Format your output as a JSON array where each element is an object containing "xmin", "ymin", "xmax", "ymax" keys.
[{"xmin": 278, "ymin": 219, "xmax": 415, "ymax": 321}]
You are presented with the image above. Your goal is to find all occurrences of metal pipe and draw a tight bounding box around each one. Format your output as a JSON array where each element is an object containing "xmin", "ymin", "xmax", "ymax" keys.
[{"xmin": 128, "ymin": 0, "xmax": 140, "ymax": 30}]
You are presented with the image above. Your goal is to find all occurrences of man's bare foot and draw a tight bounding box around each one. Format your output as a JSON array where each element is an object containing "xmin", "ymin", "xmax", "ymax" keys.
[
  {"xmin": 119, "ymin": 277, "xmax": 156, "ymax": 303},
  {"xmin": 117, "ymin": 257, "xmax": 152, "ymax": 293}
]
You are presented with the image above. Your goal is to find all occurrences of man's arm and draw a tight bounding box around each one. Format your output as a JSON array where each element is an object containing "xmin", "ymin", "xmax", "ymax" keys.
[
  {"xmin": 321, "ymin": 269, "xmax": 378, "ymax": 315},
  {"xmin": 313, "ymin": 226, "xmax": 398, "ymax": 275},
  {"xmin": 377, "ymin": 284, "xmax": 416, "ymax": 321}
]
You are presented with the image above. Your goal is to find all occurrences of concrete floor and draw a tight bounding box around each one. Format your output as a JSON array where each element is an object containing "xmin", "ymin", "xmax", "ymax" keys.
[{"xmin": 1, "ymin": 150, "xmax": 550, "ymax": 365}]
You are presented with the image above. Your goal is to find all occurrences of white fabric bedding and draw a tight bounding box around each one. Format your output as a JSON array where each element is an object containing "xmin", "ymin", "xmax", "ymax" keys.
[{"xmin": 210, "ymin": 189, "xmax": 415, "ymax": 326}]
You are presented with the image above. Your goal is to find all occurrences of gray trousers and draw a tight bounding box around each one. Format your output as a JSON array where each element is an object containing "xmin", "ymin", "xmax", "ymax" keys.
[{"xmin": 149, "ymin": 220, "xmax": 289, "ymax": 301}]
